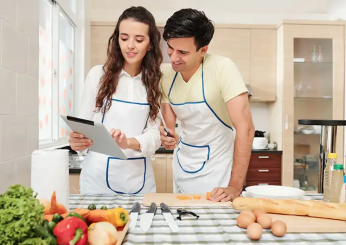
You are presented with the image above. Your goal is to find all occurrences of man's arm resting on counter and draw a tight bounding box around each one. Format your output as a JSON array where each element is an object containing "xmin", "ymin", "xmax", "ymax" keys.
[{"xmin": 227, "ymin": 92, "xmax": 255, "ymax": 192}]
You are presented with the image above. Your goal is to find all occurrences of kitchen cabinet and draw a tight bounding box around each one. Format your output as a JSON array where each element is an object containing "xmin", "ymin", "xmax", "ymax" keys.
[
  {"xmin": 151, "ymin": 154, "xmax": 167, "ymax": 193},
  {"xmin": 208, "ymin": 28, "xmax": 251, "ymax": 85},
  {"xmin": 207, "ymin": 27, "xmax": 277, "ymax": 101},
  {"xmin": 90, "ymin": 25, "xmax": 114, "ymax": 68},
  {"xmin": 268, "ymin": 20, "xmax": 345, "ymax": 190},
  {"xmin": 151, "ymin": 153, "xmax": 174, "ymax": 193},
  {"xmin": 69, "ymin": 173, "xmax": 80, "ymax": 194},
  {"xmin": 250, "ymin": 29, "xmax": 277, "ymax": 102},
  {"xmin": 166, "ymin": 154, "xmax": 174, "ymax": 193},
  {"xmin": 245, "ymin": 152, "xmax": 282, "ymax": 187}
]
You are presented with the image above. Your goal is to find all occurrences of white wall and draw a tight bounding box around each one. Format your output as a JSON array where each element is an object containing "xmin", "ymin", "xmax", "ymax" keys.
[
  {"xmin": 250, "ymin": 102, "xmax": 270, "ymax": 135},
  {"xmin": 0, "ymin": 0, "xmax": 39, "ymax": 193}
]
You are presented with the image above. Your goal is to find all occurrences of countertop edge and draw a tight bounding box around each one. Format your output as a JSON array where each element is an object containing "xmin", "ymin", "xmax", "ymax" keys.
[{"xmin": 69, "ymin": 149, "xmax": 282, "ymax": 174}]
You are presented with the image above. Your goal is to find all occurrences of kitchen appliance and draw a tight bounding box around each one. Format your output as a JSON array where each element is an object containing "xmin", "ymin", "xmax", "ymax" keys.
[
  {"xmin": 252, "ymin": 130, "xmax": 268, "ymax": 149},
  {"xmin": 139, "ymin": 202, "xmax": 157, "ymax": 231},
  {"xmin": 142, "ymin": 193, "xmax": 231, "ymax": 207},
  {"xmin": 129, "ymin": 202, "xmax": 141, "ymax": 229},
  {"xmin": 160, "ymin": 203, "xmax": 179, "ymax": 232}
]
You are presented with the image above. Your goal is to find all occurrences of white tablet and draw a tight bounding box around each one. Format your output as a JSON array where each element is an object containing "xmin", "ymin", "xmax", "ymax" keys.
[{"xmin": 61, "ymin": 115, "xmax": 127, "ymax": 159}]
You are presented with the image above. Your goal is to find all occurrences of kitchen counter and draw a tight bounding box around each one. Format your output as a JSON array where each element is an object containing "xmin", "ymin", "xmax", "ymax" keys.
[
  {"xmin": 68, "ymin": 193, "xmax": 346, "ymax": 244},
  {"xmin": 69, "ymin": 148, "xmax": 282, "ymax": 173},
  {"xmin": 156, "ymin": 147, "xmax": 283, "ymax": 155},
  {"xmin": 251, "ymin": 149, "xmax": 282, "ymax": 154}
]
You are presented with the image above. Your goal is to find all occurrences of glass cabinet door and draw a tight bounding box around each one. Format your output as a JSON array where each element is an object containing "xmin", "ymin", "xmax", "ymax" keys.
[{"xmin": 293, "ymin": 38, "xmax": 333, "ymax": 191}]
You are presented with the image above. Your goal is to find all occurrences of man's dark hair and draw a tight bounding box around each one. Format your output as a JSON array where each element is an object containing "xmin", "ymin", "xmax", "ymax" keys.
[{"xmin": 163, "ymin": 8, "xmax": 214, "ymax": 51}]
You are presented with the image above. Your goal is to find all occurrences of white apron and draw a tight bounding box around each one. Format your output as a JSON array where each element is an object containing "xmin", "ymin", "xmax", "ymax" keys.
[
  {"xmin": 79, "ymin": 97, "xmax": 156, "ymax": 195},
  {"xmin": 169, "ymin": 60, "xmax": 235, "ymax": 193}
]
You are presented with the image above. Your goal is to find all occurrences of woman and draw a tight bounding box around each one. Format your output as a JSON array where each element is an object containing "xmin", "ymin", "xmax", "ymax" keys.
[{"xmin": 69, "ymin": 6, "xmax": 163, "ymax": 195}]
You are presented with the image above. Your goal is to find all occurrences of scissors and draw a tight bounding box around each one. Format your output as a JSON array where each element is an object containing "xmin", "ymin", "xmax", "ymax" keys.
[{"xmin": 159, "ymin": 109, "xmax": 173, "ymax": 138}]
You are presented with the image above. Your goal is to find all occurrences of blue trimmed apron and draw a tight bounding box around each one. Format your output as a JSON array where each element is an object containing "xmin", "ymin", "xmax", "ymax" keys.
[
  {"xmin": 79, "ymin": 97, "xmax": 156, "ymax": 195},
  {"xmin": 169, "ymin": 60, "xmax": 235, "ymax": 193}
]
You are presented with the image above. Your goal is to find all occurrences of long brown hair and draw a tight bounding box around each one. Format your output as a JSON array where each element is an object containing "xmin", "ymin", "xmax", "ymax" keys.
[{"xmin": 95, "ymin": 6, "xmax": 163, "ymax": 121}]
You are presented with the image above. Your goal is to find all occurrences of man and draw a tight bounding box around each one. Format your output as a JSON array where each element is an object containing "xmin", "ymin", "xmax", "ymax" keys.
[{"xmin": 159, "ymin": 8, "xmax": 255, "ymax": 202}]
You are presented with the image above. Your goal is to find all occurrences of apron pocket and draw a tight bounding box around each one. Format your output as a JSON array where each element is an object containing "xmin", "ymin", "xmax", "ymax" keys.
[
  {"xmin": 176, "ymin": 140, "xmax": 210, "ymax": 173},
  {"xmin": 106, "ymin": 157, "xmax": 146, "ymax": 194}
]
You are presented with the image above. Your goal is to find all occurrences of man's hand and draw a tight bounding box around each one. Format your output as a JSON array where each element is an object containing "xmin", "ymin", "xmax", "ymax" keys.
[
  {"xmin": 208, "ymin": 186, "xmax": 241, "ymax": 202},
  {"xmin": 110, "ymin": 128, "xmax": 128, "ymax": 149},
  {"xmin": 159, "ymin": 126, "xmax": 179, "ymax": 150}
]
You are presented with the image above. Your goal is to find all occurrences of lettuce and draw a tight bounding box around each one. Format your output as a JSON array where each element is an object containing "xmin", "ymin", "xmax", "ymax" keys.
[{"xmin": 0, "ymin": 185, "xmax": 45, "ymax": 245}]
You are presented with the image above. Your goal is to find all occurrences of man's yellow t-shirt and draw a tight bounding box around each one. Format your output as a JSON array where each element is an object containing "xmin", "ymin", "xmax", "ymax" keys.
[{"xmin": 160, "ymin": 53, "xmax": 248, "ymax": 128}]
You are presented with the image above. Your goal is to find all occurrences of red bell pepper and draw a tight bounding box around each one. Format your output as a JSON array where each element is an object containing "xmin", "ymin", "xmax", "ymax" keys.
[{"xmin": 53, "ymin": 216, "xmax": 88, "ymax": 245}]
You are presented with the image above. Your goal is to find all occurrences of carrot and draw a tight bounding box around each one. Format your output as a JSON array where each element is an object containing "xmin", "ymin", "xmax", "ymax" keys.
[
  {"xmin": 193, "ymin": 195, "xmax": 201, "ymax": 199},
  {"xmin": 43, "ymin": 214, "xmax": 53, "ymax": 222},
  {"xmin": 83, "ymin": 208, "xmax": 129, "ymax": 228},
  {"xmin": 72, "ymin": 208, "xmax": 91, "ymax": 217},
  {"xmin": 176, "ymin": 195, "xmax": 192, "ymax": 200},
  {"xmin": 45, "ymin": 191, "xmax": 68, "ymax": 214},
  {"xmin": 85, "ymin": 209, "xmax": 111, "ymax": 224},
  {"xmin": 43, "ymin": 212, "xmax": 69, "ymax": 222},
  {"xmin": 206, "ymin": 192, "xmax": 211, "ymax": 200},
  {"xmin": 56, "ymin": 203, "xmax": 68, "ymax": 214},
  {"xmin": 61, "ymin": 213, "xmax": 69, "ymax": 218},
  {"xmin": 49, "ymin": 191, "xmax": 58, "ymax": 214}
]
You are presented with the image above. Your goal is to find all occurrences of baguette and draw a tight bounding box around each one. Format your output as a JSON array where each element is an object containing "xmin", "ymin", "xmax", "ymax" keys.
[{"xmin": 232, "ymin": 197, "xmax": 346, "ymax": 221}]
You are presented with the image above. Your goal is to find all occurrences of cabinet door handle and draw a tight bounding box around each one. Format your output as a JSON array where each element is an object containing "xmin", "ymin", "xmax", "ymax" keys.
[
  {"xmin": 258, "ymin": 183, "xmax": 269, "ymax": 185},
  {"xmin": 258, "ymin": 169, "xmax": 269, "ymax": 172},
  {"xmin": 258, "ymin": 156, "xmax": 269, "ymax": 159}
]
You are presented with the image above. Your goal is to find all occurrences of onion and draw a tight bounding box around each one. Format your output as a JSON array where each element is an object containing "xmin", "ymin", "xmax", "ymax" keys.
[
  {"xmin": 39, "ymin": 199, "xmax": 51, "ymax": 214},
  {"xmin": 88, "ymin": 222, "xmax": 118, "ymax": 245}
]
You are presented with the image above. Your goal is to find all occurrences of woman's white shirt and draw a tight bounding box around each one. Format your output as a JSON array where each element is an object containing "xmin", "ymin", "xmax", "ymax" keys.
[{"xmin": 78, "ymin": 65, "xmax": 161, "ymax": 157}]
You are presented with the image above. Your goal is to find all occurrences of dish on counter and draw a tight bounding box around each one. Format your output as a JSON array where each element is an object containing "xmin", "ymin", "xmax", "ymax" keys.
[{"xmin": 245, "ymin": 185, "xmax": 305, "ymax": 200}]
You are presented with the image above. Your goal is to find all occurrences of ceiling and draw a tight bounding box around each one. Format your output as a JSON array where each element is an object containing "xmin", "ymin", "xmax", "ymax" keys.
[{"xmin": 92, "ymin": 0, "xmax": 335, "ymax": 14}]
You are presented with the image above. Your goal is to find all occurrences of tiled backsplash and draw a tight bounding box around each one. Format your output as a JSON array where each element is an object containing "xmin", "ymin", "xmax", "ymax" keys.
[{"xmin": 0, "ymin": 0, "xmax": 39, "ymax": 193}]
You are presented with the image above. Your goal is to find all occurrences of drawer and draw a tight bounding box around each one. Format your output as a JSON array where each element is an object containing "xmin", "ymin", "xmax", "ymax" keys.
[
  {"xmin": 246, "ymin": 167, "xmax": 281, "ymax": 181},
  {"xmin": 249, "ymin": 153, "xmax": 282, "ymax": 168},
  {"xmin": 245, "ymin": 180, "xmax": 281, "ymax": 187}
]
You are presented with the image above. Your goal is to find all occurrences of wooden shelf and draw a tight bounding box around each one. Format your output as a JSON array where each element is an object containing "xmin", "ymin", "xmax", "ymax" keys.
[{"xmin": 294, "ymin": 132, "xmax": 320, "ymax": 135}]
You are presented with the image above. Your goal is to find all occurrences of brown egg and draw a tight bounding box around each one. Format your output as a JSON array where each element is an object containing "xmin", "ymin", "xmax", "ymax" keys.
[
  {"xmin": 271, "ymin": 220, "xmax": 287, "ymax": 237},
  {"xmin": 253, "ymin": 209, "xmax": 266, "ymax": 219},
  {"xmin": 237, "ymin": 213, "xmax": 255, "ymax": 229},
  {"xmin": 256, "ymin": 213, "xmax": 272, "ymax": 229},
  {"xmin": 247, "ymin": 223, "xmax": 263, "ymax": 240},
  {"xmin": 240, "ymin": 210, "xmax": 256, "ymax": 221}
]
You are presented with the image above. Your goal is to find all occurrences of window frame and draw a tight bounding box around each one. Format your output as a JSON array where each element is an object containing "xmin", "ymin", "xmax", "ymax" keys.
[{"xmin": 39, "ymin": 0, "xmax": 82, "ymax": 149}]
